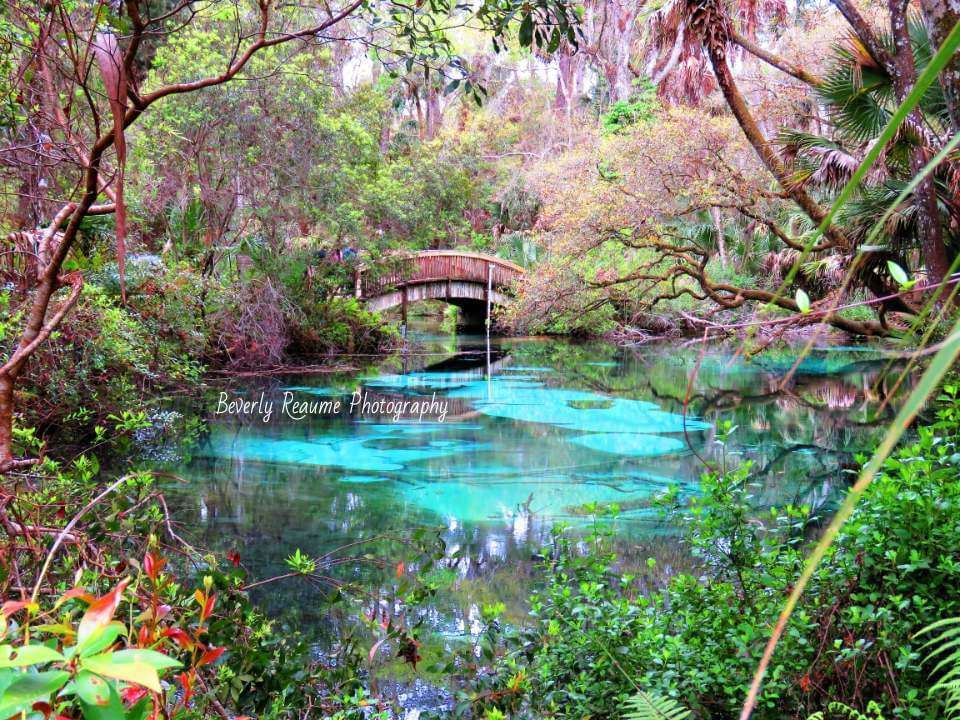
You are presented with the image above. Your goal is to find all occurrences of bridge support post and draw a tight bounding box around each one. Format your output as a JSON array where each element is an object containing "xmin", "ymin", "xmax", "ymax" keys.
[
  {"xmin": 485, "ymin": 264, "xmax": 492, "ymax": 336},
  {"xmin": 401, "ymin": 286, "xmax": 408, "ymax": 329}
]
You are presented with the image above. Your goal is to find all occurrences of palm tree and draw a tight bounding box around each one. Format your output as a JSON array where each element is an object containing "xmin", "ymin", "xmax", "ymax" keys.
[
  {"xmin": 778, "ymin": 18, "xmax": 958, "ymax": 285},
  {"xmin": 648, "ymin": 0, "xmax": 957, "ymax": 290}
]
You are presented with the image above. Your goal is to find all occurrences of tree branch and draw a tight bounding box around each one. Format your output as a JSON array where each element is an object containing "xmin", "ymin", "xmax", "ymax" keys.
[{"xmin": 730, "ymin": 30, "xmax": 823, "ymax": 86}]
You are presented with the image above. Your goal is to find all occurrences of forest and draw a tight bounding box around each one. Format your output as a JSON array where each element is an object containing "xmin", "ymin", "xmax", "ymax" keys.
[{"xmin": 1, "ymin": 0, "xmax": 960, "ymax": 718}]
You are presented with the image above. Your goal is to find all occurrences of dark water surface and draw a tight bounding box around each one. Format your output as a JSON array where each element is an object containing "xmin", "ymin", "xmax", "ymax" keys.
[{"xmin": 160, "ymin": 329, "xmax": 901, "ymax": 698}]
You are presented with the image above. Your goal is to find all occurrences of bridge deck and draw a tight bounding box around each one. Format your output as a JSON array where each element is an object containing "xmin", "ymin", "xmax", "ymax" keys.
[{"xmin": 355, "ymin": 250, "xmax": 524, "ymax": 299}]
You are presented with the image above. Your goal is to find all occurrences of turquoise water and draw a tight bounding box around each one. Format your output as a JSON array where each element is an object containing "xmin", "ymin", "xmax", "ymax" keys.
[{"xmin": 161, "ymin": 331, "xmax": 900, "ymax": 638}]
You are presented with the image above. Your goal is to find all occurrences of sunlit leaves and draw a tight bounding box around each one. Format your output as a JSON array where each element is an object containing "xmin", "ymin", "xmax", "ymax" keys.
[
  {"xmin": 887, "ymin": 260, "xmax": 915, "ymax": 289},
  {"xmin": 77, "ymin": 579, "xmax": 128, "ymax": 649},
  {"xmin": 285, "ymin": 548, "xmax": 317, "ymax": 575},
  {"xmin": 0, "ymin": 670, "xmax": 71, "ymax": 718},
  {"xmin": 81, "ymin": 650, "xmax": 181, "ymax": 693},
  {"xmin": 0, "ymin": 644, "xmax": 65, "ymax": 668}
]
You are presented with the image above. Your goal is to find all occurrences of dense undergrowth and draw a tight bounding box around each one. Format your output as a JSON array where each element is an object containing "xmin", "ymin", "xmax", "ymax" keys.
[
  {"xmin": 1, "ymin": 249, "xmax": 397, "ymax": 439},
  {"xmin": 1, "ymin": 415, "xmax": 448, "ymax": 719}
]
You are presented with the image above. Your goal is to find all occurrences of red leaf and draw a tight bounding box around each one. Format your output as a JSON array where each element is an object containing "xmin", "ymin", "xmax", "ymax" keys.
[
  {"xmin": 227, "ymin": 551, "xmax": 241, "ymax": 567},
  {"xmin": 78, "ymin": 579, "xmax": 128, "ymax": 645},
  {"xmin": 138, "ymin": 625, "xmax": 152, "ymax": 646},
  {"xmin": 160, "ymin": 627, "xmax": 193, "ymax": 649},
  {"xmin": 53, "ymin": 587, "xmax": 95, "ymax": 611},
  {"xmin": 144, "ymin": 552, "xmax": 155, "ymax": 580},
  {"xmin": 201, "ymin": 595, "xmax": 216, "ymax": 622},
  {"xmin": 396, "ymin": 562, "xmax": 405, "ymax": 578},
  {"xmin": 1, "ymin": 600, "xmax": 32, "ymax": 617},
  {"xmin": 178, "ymin": 672, "xmax": 194, "ymax": 704},
  {"xmin": 30, "ymin": 702, "xmax": 53, "ymax": 718},
  {"xmin": 61, "ymin": 587, "xmax": 95, "ymax": 603},
  {"xmin": 121, "ymin": 686, "xmax": 148, "ymax": 705},
  {"xmin": 197, "ymin": 646, "xmax": 225, "ymax": 667}
]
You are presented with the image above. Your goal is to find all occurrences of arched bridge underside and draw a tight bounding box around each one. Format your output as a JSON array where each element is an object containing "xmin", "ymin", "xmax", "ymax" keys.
[{"xmin": 355, "ymin": 251, "xmax": 524, "ymax": 325}]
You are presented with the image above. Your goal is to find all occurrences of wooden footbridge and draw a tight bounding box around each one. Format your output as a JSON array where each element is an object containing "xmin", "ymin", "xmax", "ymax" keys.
[{"xmin": 354, "ymin": 250, "xmax": 525, "ymax": 325}]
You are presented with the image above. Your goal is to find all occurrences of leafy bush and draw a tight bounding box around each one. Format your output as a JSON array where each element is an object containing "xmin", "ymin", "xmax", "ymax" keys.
[
  {"xmin": 289, "ymin": 295, "xmax": 399, "ymax": 356},
  {"xmin": 16, "ymin": 282, "xmax": 203, "ymax": 435},
  {"xmin": 0, "ymin": 421, "xmax": 415, "ymax": 719},
  {"xmin": 600, "ymin": 82, "xmax": 658, "ymax": 134}
]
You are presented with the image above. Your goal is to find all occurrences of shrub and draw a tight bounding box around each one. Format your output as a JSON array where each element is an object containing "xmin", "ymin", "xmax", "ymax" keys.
[
  {"xmin": 289, "ymin": 295, "xmax": 399, "ymax": 356},
  {"xmin": 0, "ymin": 424, "xmax": 419, "ymax": 719},
  {"xmin": 207, "ymin": 276, "xmax": 292, "ymax": 368},
  {"xmin": 16, "ymin": 281, "xmax": 203, "ymax": 435},
  {"xmin": 600, "ymin": 82, "xmax": 658, "ymax": 134}
]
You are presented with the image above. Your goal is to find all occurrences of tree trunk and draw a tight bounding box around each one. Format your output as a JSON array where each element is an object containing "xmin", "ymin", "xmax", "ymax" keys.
[
  {"xmin": 704, "ymin": 44, "xmax": 845, "ymax": 249},
  {"xmin": 0, "ymin": 373, "xmax": 14, "ymax": 469},
  {"xmin": 379, "ymin": 118, "xmax": 392, "ymax": 155},
  {"xmin": 919, "ymin": 0, "xmax": 960, "ymax": 135},
  {"xmin": 889, "ymin": 0, "xmax": 951, "ymax": 286},
  {"xmin": 711, "ymin": 206, "xmax": 727, "ymax": 268},
  {"xmin": 425, "ymin": 84, "xmax": 441, "ymax": 139},
  {"xmin": 555, "ymin": 49, "xmax": 575, "ymax": 113}
]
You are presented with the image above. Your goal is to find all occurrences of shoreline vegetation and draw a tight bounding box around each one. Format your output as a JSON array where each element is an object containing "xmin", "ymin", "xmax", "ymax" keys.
[{"xmin": 2, "ymin": 0, "xmax": 960, "ymax": 718}]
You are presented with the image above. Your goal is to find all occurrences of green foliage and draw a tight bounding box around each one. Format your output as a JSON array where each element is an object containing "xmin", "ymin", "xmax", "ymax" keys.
[
  {"xmin": 601, "ymin": 82, "xmax": 659, "ymax": 134},
  {"xmin": 289, "ymin": 294, "xmax": 399, "ymax": 357},
  {"xmin": 809, "ymin": 702, "xmax": 889, "ymax": 720},
  {"xmin": 817, "ymin": 18, "xmax": 947, "ymax": 144},
  {"xmin": 782, "ymin": 17, "xmax": 958, "ymax": 260},
  {"xmin": 0, "ymin": 427, "xmax": 437, "ymax": 718},
  {"xmin": 623, "ymin": 691, "xmax": 691, "ymax": 720},
  {"xmin": 14, "ymin": 277, "xmax": 204, "ymax": 434},
  {"xmin": 0, "ymin": 581, "xmax": 182, "ymax": 719},
  {"xmin": 285, "ymin": 549, "xmax": 317, "ymax": 575}
]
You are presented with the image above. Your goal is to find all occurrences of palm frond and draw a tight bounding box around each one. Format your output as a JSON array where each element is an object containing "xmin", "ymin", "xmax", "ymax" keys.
[
  {"xmin": 818, "ymin": 41, "xmax": 891, "ymax": 144},
  {"xmin": 904, "ymin": 15, "xmax": 951, "ymax": 127},
  {"xmin": 839, "ymin": 182, "xmax": 918, "ymax": 250},
  {"xmin": 779, "ymin": 128, "xmax": 895, "ymax": 192},
  {"xmin": 623, "ymin": 690, "xmax": 691, "ymax": 720},
  {"xmin": 673, "ymin": 221, "xmax": 719, "ymax": 253},
  {"xmin": 818, "ymin": 17, "xmax": 950, "ymax": 145}
]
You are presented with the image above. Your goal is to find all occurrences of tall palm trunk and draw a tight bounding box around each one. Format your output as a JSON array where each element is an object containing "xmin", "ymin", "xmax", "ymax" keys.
[
  {"xmin": 889, "ymin": 0, "xmax": 952, "ymax": 286},
  {"xmin": 919, "ymin": 0, "xmax": 960, "ymax": 136},
  {"xmin": 687, "ymin": 0, "xmax": 846, "ymax": 249}
]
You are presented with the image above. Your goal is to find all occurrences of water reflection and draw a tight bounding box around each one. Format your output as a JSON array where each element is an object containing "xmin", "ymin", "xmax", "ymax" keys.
[{"xmin": 161, "ymin": 331, "xmax": 903, "ymax": 629}]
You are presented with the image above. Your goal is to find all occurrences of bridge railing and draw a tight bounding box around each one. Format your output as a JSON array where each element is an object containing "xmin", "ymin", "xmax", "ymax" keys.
[{"xmin": 355, "ymin": 250, "xmax": 524, "ymax": 298}]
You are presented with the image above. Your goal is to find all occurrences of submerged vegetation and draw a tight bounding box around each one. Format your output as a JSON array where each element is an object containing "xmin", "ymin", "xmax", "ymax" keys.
[{"xmin": 1, "ymin": 0, "xmax": 960, "ymax": 717}]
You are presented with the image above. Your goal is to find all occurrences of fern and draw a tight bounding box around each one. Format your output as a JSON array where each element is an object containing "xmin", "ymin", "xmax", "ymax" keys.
[
  {"xmin": 807, "ymin": 701, "xmax": 887, "ymax": 720},
  {"xmin": 919, "ymin": 617, "xmax": 960, "ymax": 718},
  {"xmin": 622, "ymin": 690, "xmax": 690, "ymax": 720}
]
